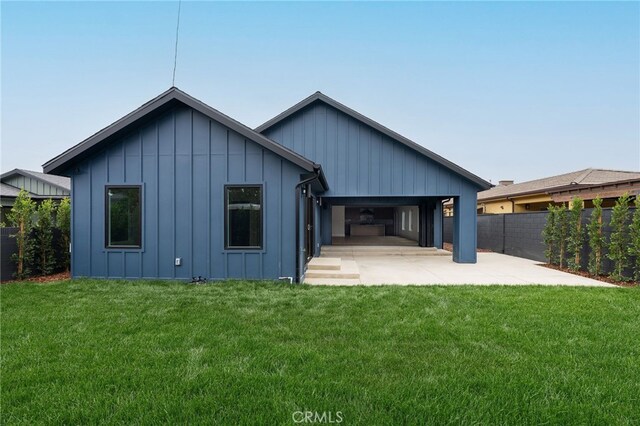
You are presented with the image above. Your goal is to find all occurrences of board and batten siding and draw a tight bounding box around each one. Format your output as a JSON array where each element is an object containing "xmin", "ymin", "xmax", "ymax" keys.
[
  {"xmin": 262, "ymin": 101, "xmax": 476, "ymax": 197},
  {"xmin": 3, "ymin": 176, "xmax": 69, "ymax": 196},
  {"xmin": 70, "ymin": 104, "xmax": 303, "ymax": 280}
]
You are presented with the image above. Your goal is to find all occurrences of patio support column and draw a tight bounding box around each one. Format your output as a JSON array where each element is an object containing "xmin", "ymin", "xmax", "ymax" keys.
[
  {"xmin": 418, "ymin": 202, "xmax": 427, "ymax": 247},
  {"xmin": 453, "ymin": 188, "xmax": 478, "ymax": 263},
  {"xmin": 433, "ymin": 200, "xmax": 443, "ymax": 249},
  {"xmin": 320, "ymin": 202, "xmax": 331, "ymax": 249}
]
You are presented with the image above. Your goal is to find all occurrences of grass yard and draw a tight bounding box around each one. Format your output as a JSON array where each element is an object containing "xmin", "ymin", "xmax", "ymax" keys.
[{"xmin": 2, "ymin": 280, "xmax": 639, "ymax": 425}]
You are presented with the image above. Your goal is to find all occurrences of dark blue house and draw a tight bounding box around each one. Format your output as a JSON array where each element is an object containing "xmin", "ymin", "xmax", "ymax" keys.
[{"xmin": 43, "ymin": 88, "xmax": 491, "ymax": 282}]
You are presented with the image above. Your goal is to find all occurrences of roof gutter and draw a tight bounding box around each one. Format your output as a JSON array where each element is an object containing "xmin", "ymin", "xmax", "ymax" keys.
[{"xmin": 313, "ymin": 164, "xmax": 329, "ymax": 192}]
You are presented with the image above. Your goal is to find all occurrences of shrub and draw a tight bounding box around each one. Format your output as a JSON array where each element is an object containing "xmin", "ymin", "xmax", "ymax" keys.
[
  {"xmin": 567, "ymin": 197, "xmax": 584, "ymax": 271},
  {"xmin": 542, "ymin": 205, "xmax": 558, "ymax": 264},
  {"xmin": 6, "ymin": 190, "xmax": 36, "ymax": 279},
  {"xmin": 33, "ymin": 199, "xmax": 58, "ymax": 276},
  {"xmin": 628, "ymin": 197, "xmax": 640, "ymax": 282},
  {"xmin": 556, "ymin": 204, "xmax": 569, "ymax": 268},
  {"xmin": 56, "ymin": 197, "xmax": 71, "ymax": 272},
  {"xmin": 608, "ymin": 194, "xmax": 631, "ymax": 281},
  {"xmin": 587, "ymin": 197, "xmax": 605, "ymax": 276}
]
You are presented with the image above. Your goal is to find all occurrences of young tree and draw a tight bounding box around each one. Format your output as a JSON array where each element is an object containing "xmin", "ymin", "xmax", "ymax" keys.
[
  {"xmin": 56, "ymin": 197, "xmax": 71, "ymax": 272},
  {"xmin": 33, "ymin": 199, "xmax": 57, "ymax": 276},
  {"xmin": 6, "ymin": 190, "xmax": 36, "ymax": 279},
  {"xmin": 627, "ymin": 197, "xmax": 640, "ymax": 282},
  {"xmin": 567, "ymin": 197, "xmax": 584, "ymax": 271},
  {"xmin": 556, "ymin": 204, "xmax": 569, "ymax": 268},
  {"xmin": 608, "ymin": 194, "xmax": 631, "ymax": 281},
  {"xmin": 587, "ymin": 197, "xmax": 605, "ymax": 276},
  {"xmin": 542, "ymin": 205, "xmax": 558, "ymax": 264}
]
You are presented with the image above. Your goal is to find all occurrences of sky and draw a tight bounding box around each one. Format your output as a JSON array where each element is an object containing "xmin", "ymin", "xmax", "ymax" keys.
[{"xmin": 2, "ymin": 1, "xmax": 639, "ymax": 184}]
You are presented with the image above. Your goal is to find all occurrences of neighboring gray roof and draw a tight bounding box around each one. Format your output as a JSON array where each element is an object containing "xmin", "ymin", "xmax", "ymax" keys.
[
  {"xmin": 255, "ymin": 91, "xmax": 492, "ymax": 190},
  {"xmin": 0, "ymin": 168, "xmax": 71, "ymax": 192},
  {"xmin": 479, "ymin": 168, "xmax": 640, "ymax": 201},
  {"xmin": 0, "ymin": 182, "xmax": 23, "ymax": 198},
  {"xmin": 42, "ymin": 87, "xmax": 328, "ymax": 190}
]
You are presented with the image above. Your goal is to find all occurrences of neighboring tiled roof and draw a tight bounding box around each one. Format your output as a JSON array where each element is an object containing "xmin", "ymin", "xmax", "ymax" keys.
[
  {"xmin": 479, "ymin": 168, "xmax": 640, "ymax": 201},
  {"xmin": 0, "ymin": 182, "xmax": 24, "ymax": 198},
  {"xmin": 0, "ymin": 168, "xmax": 71, "ymax": 191}
]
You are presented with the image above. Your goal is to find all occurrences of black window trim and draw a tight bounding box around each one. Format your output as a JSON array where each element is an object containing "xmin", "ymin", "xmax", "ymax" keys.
[
  {"xmin": 105, "ymin": 184, "xmax": 143, "ymax": 249},
  {"xmin": 224, "ymin": 184, "xmax": 264, "ymax": 250}
]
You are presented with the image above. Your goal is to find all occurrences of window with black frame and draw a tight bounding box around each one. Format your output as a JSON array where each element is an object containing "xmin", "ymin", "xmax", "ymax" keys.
[
  {"xmin": 106, "ymin": 186, "xmax": 141, "ymax": 248},
  {"xmin": 225, "ymin": 185, "xmax": 262, "ymax": 249}
]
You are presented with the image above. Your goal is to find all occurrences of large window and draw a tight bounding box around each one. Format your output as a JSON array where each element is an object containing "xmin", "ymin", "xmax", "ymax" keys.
[
  {"xmin": 225, "ymin": 185, "xmax": 262, "ymax": 249},
  {"xmin": 106, "ymin": 186, "xmax": 141, "ymax": 248}
]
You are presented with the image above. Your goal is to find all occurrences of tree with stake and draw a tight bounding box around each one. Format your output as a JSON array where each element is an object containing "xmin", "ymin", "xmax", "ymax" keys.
[
  {"xmin": 628, "ymin": 197, "xmax": 640, "ymax": 282},
  {"xmin": 556, "ymin": 204, "xmax": 569, "ymax": 268},
  {"xmin": 6, "ymin": 190, "xmax": 36, "ymax": 279},
  {"xmin": 608, "ymin": 194, "xmax": 631, "ymax": 281},
  {"xmin": 543, "ymin": 205, "xmax": 558, "ymax": 265},
  {"xmin": 33, "ymin": 199, "xmax": 57, "ymax": 276},
  {"xmin": 567, "ymin": 197, "xmax": 584, "ymax": 271},
  {"xmin": 587, "ymin": 197, "xmax": 605, "ymax": 276},
  {"xmin": 56, "ymin": 197, "xmax": 71, "ymax": 272}
]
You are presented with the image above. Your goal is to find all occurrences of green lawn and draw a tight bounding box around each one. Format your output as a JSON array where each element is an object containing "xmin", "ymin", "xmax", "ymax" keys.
[{"xmin": 2, "ymin": 280, "xmax": 639, "ymax": 425}]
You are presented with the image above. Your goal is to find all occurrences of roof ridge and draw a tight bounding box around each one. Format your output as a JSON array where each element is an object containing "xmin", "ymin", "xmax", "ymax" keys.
[
  {"xmin": 499, "ymin": 169, "xmax": 588, "ymax": 187},
  {"xmin": 573, "ymin": 168, "xmax": 595, "ymax": 184},
  {"xmin": 589, "ymin": 167, "xmax": 640, "ymax": 174}
]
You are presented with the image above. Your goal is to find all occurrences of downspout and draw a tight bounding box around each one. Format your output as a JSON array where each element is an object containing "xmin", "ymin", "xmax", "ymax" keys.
[
  {"xmin": 441, "ymin": 199, "xmax": 447, "ymax": 248},
  {"xmin": 295, "ymin": 172, "xmax": 322, "ymax": 283}
]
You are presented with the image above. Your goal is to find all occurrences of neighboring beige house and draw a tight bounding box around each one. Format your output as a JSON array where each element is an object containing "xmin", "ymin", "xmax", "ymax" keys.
[{"xmin": 444, "ymin": 168, "xmax": 640, "ymax": 216}]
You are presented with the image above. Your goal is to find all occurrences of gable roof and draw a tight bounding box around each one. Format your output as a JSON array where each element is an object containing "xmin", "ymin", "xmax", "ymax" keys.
[
  {"xmin": 42, "ymin": 88, "xmax": 328, "ymax": 189},
  {"xmin": 255, "ymin": 91, "xmax": 492, "ymax": 190},
  {"xmin": 0, "ymin": 182, "xmax": 24, "ymax": 198},
  {"xmin": 478, "ymin": 168, "xmax": 640, "ymax": 201},
  {"xmin": 1, "ymin": 168, "xmax": 70, "ymax": 192}
]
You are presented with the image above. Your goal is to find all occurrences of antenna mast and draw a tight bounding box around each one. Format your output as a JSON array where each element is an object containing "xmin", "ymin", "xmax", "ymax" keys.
[{"xmin": 172, "ymin": 0, "xmax": 182, "ymax": 87}]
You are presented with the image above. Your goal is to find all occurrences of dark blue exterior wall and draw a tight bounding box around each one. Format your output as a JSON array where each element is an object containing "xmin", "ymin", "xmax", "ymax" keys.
[
  {"xmin": 262, "ymin": 101, "xmax": 475, "ymax": 198},
  {"xmin": 262, "ymin": 100, "xmax": 480, "ymax": 262},
  {"xmin": 69, "ymin": 104, "xmax": 305, "ymax": 280}
]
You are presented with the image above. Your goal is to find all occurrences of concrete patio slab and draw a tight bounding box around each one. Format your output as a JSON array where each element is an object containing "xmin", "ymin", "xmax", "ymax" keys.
[{"xmin": 308, "ymin": 252, "xmax": 615, "ymax": 287}]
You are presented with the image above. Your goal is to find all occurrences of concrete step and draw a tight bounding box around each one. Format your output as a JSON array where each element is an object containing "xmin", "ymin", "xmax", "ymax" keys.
[
  {"xmin": 304, "ymin": 259, "xmax": 360, "ymax": 279},
  {"xmin": 304, "ymin": 278, "xmax": 362, "ymax": 286},
  {"xmin": 307, "ymin": 257, "xmax": 341, "ymax": 270},
  {"xmin": 321, "ymin": 246, "xmax": 450, "ymax": 257}
]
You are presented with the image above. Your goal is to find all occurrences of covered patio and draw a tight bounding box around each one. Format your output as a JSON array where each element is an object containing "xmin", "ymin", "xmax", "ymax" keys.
[
  {"xmin": 319, "ymin": 196, "xmax": 446, "ymax": 251},
  {"xmin": 330, "ymin": 235, "xmax": 417, "ymax": 246},
  {"xmin": 304, "ymin": 251, "xmax": 613, "ymax": 286}
]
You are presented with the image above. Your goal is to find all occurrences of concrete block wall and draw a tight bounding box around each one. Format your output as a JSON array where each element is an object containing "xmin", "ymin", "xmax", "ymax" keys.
[
  {"xmin": 504, "ymin": 212, "xmax": 548, "ymax": 262},
  {"xmin": 1, "ymin": 227, "xmax": 18, "ymax": 281},
  {"xmin": 443, "ymin": 207, "xmax": 634, "ymax": 276},
  {"xmin": 477, "ymin": 215, "xmax": 505, "ymax": 254}
]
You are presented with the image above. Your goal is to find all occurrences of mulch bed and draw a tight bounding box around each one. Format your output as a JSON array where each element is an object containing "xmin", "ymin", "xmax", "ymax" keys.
[
  {"xmin": 540, "ymin": 263, "xmax": 638, "ymax": 288},
  {"xmin": 2, "ymin": 271, "xmax": 70, "ymax": 285},
  {"xmin": 442, "ymin": 242, "xmax": 492, "ymax": 253}
]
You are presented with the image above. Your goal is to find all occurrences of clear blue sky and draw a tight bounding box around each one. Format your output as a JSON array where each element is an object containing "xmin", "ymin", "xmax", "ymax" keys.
[{"xmin": 2, "ymin": 1, "xmax": 639, "ymax": 184}]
